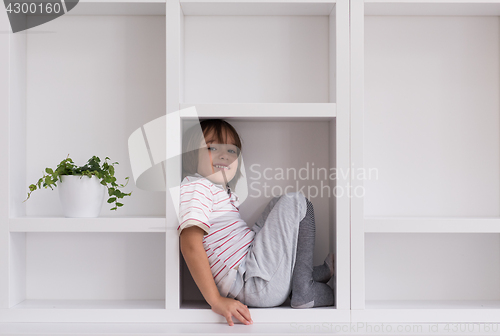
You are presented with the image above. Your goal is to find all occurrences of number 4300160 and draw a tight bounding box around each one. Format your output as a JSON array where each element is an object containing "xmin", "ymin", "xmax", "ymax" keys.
[{"xmin": 6, "ymin": 2, "xmax": 62, "ymax": 14}]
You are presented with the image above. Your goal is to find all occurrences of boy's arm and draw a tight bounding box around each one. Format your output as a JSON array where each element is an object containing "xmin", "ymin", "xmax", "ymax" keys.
[{"xmin": 179, "ymin": 226, "xmax": 253, "ymax": 326}]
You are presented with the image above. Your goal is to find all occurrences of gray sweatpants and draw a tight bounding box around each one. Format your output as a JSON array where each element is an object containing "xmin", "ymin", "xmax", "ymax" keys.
[{"xmin": 228, "ymin": 192, "xmax": 307, "ymax": 307}]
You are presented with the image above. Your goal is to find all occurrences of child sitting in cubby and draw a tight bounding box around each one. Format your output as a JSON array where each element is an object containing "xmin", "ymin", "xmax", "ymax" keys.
[{"xmin": 178, "ymin": 119, "xmax": 335, "ymax": 326}]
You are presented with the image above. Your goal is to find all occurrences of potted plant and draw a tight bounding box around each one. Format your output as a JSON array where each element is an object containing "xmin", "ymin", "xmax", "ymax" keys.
[{"xmin": 24, "ymin": 155, "xmax": 132, "ymax": 217}]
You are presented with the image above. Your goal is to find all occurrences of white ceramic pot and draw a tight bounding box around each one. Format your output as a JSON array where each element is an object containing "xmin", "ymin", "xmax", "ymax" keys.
[{"xmin": 58, "ymin": 175, "xmax": 106, "ymax": 218}]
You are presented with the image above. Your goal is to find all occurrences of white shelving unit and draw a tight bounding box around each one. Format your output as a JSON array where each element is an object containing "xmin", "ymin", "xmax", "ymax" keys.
[
  {"xmin": 351, "ymin": 0, "xmax": 500, "ymax": 323},
  {"xmin": 8, "ymin": 0, "xmax": 500, "ymax": 329}
]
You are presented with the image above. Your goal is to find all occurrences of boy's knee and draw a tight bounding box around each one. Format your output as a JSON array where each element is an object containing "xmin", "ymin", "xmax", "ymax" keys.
[
  {"xmin": 283, "ymin": 191, "xmax": 306, "ymax": 202},
  {"xmin": 284, "ymin": 192, "xmax": 309, "ymax": 220},
  {"xmin": 280, "ymin": 192, "xmax": 307, "ymax": 209}
]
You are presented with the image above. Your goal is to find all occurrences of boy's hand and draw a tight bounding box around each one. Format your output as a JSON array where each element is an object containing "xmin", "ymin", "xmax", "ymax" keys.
[{"xmin": 210, "ymin": 296, "xmax": 253, "ymax": 326}]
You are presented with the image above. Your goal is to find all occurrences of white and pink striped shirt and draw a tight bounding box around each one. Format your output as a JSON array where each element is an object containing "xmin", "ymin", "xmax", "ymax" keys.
[{"xmin": 177, "ymin": 173, "xmax": 255, "ymax": 295}]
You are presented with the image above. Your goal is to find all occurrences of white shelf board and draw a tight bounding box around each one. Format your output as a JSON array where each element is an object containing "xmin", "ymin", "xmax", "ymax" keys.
[
  {"xmin": 11, "ymin": 299, "xmax": 165, "ymax": 310},
  {"xmin": 353, "ymin": 301, "xmax": 500, "ymax": 323},
  {"xmin": 366, "ymin": 300, "xmax": 500, "ymax": 309},
  {"xmin": 181, "ymin": 301, "xmax": 347, "ymax": 323},
  {"xmin": 65, "ymin": 1, "xmax": 166, "ymax": 16},
  {"xmin": 0, "ymin": 322, "xmax": 337, "ymax": 334},
  {"xmin": 2, "ymin": 303, "xmax": 348, "ymax": 323},
  {"xmin": 365, "ymin": 2, "xmax": 500, "ymax": 16},
  {"xmin": 9, "ymin": 217, "xmax": 166, "ymax": 232},
  {"xmin": 364, "ymin": 217, "xmax": 500, "ymax": 233},
  {"xmin": 180, "ymin": 0, "xmax": 335, "ymax": 16},
  {"xmin": 179, "ymin": 103, "xmax": 336, "ymax": 121},
  {"xmin": 1, "ymin": 307, "xmax": 170, "ymax": 323}
]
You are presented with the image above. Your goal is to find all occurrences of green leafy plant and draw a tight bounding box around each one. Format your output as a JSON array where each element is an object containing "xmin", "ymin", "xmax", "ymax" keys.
[{"xmin": 24, "ymin": 155, "xmax": 132, "ymax": 211}]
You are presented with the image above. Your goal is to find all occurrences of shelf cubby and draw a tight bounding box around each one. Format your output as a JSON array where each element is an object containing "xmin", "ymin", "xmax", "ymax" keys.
[
  {"xmin": 14, "ymin": 1, "xmax": 166, "ymax": 219},
  {"xmin": 358, "ymin": 232, "xmax": 500, "ymax": 322},
  {"xmin": 178, "ymin": 108, "xmax": 338, "ymax": 321},
  {"xmin": 365, "ymin": 233, "xmax": 500, "ymax": 299},
  {"xmin": 8, "ymin": 232, "xmax": 166, "ymax": 311},
  {"xmin": 179, "ymin": 1, "xmax": 335, "ymax": 104}
]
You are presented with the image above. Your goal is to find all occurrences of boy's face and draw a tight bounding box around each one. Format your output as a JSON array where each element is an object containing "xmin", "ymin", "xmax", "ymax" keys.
[{"xmin": 197, "ymin": 132, "xmax": 239, "ymax": 186}]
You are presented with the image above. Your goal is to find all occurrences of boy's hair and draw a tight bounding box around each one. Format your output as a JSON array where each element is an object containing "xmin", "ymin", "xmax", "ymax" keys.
[{"xmin": 182, "ymin": 119, "xmax": 243, "ymax": 189}]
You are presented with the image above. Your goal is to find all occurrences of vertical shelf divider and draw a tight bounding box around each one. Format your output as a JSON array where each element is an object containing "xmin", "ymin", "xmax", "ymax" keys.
[
  {"xmin": 166, "ymin": 0, "xmax": 182, "ymax": 311},
  {"xmin": 0, "ymin": 5, "xmax": 10, "ymax": 310},
  {"xmin": 350, "ymin": 0, "xmax": 365, "ymax": 311},
  {"xmin": 334, "ymin": 0, "xmax": 351, "ymax": 312}
]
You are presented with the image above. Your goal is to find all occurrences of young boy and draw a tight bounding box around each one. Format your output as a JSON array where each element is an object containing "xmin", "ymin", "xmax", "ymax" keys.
[
  {"xmin": 179, "ymin": 119, "xmax": 252, "ymax": 325},
  {"xmin": 178, "ymin": 119, "xmax": 334, "ymax": 326}
]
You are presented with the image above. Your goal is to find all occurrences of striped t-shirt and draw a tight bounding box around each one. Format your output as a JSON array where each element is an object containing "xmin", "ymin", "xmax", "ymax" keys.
[{"xmin": 177, "ymin": 173, "xmax": 255, "ymax": 293}]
